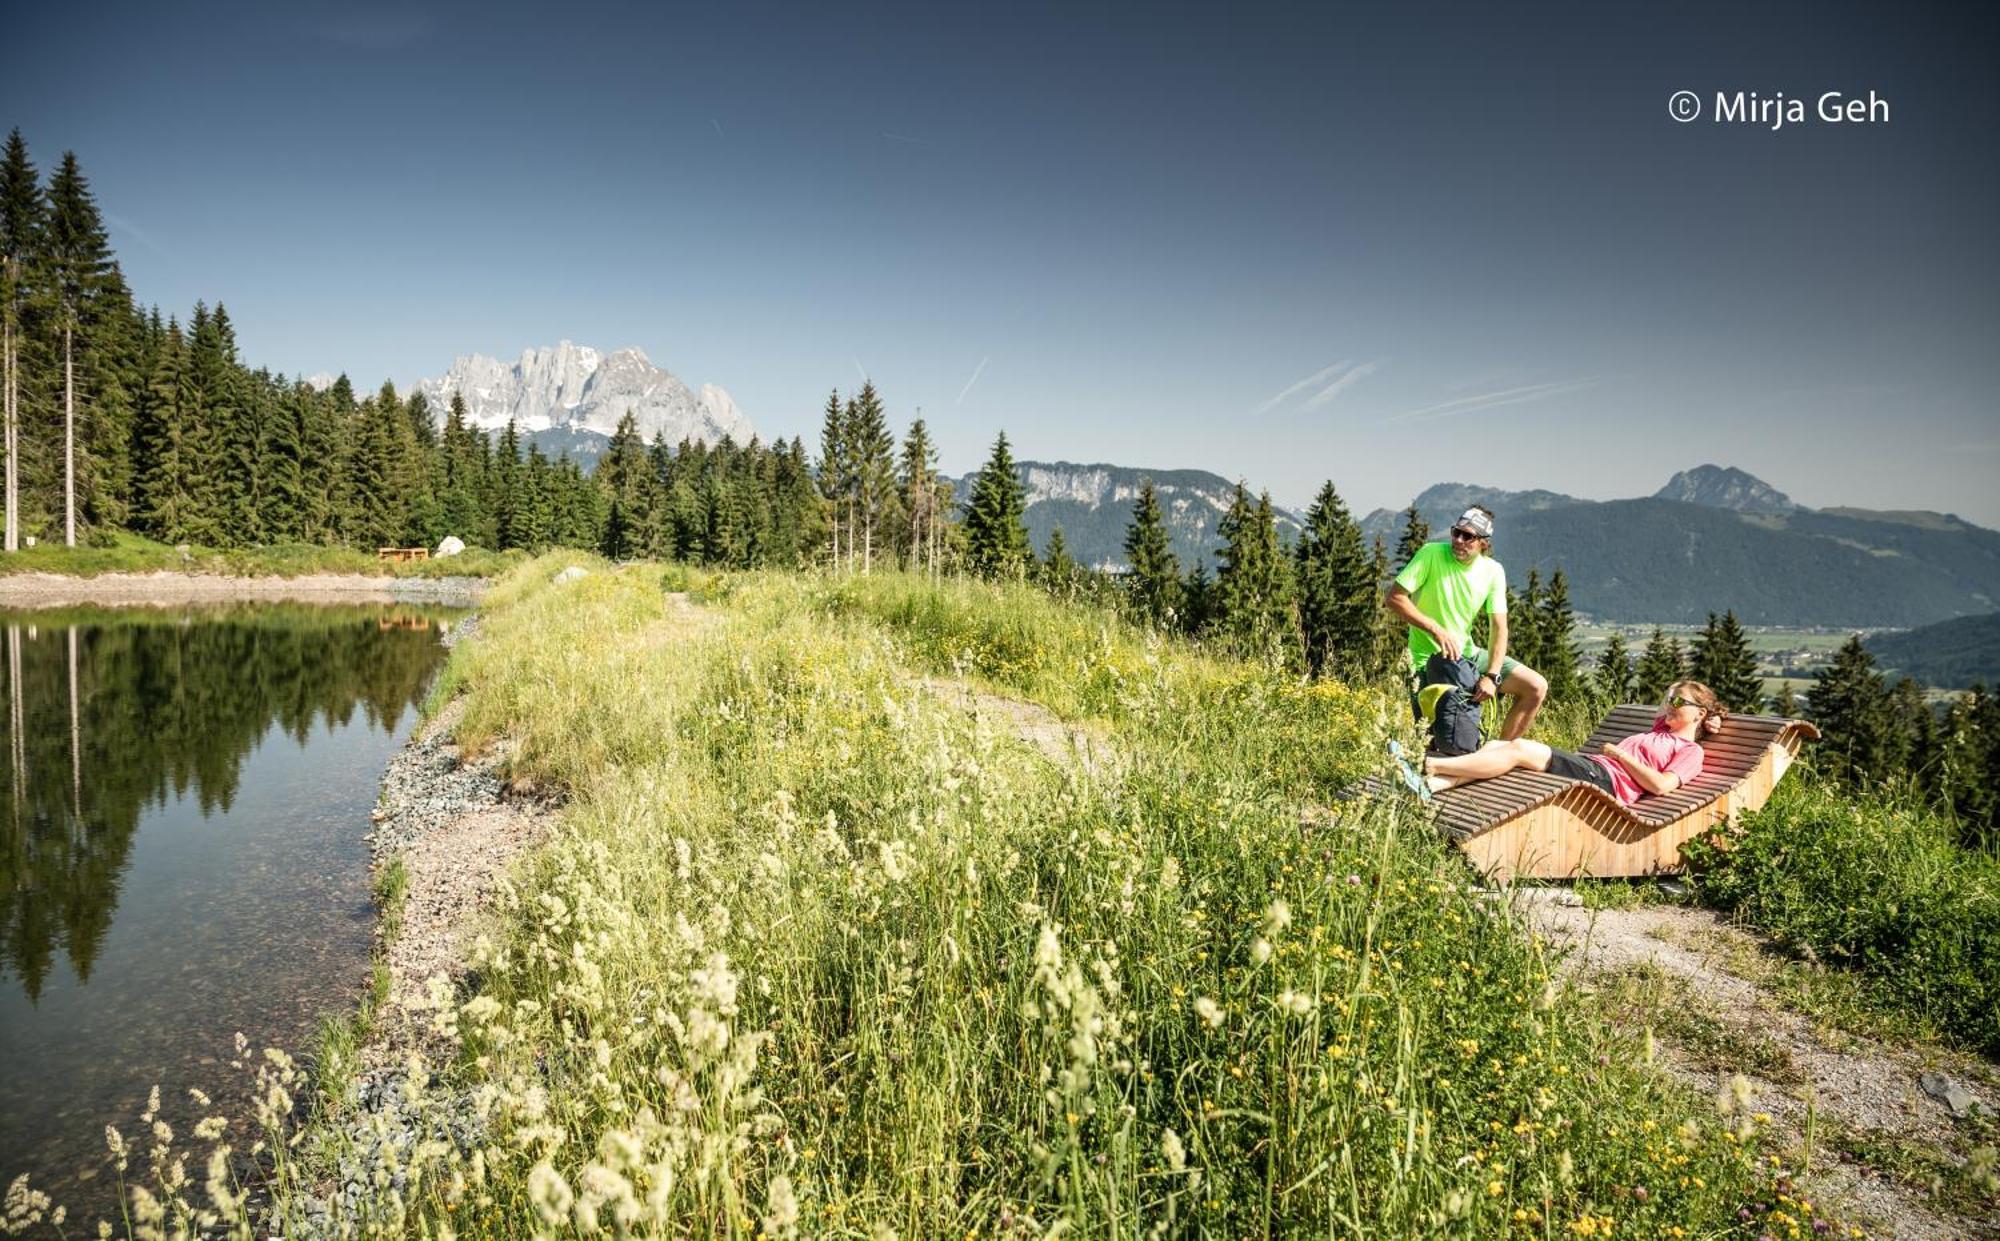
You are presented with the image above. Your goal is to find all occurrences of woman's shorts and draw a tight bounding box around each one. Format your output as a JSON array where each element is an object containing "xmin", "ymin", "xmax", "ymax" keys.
[{"xmin": 1546, "ymin": 748, "xmax": 1616, "ymax": 794}]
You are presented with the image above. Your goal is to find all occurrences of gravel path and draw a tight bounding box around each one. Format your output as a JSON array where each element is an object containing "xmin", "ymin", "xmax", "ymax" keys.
[{"xmin": 1521, "ymin": 889, "xmax": 1998, "ymax": 1239}]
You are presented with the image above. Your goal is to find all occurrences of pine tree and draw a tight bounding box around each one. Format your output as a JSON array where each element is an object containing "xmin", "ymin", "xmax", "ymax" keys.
[
  {"xmin": 492, "ymin": 420, "xmax": 522, "ymax": 549},
  {"xmin": 899, "ymin": 418, "xmax": 942, "ymax": 579},
  {"xmin": 1536, "ymin": 570, "xmax": 1582, "ymax": 701},
  {"xmin": 816, "ymin": 390, "xmax": 851, "ymax": 568},
  {"xmin": 1039, "ymin": 525, "xmax": 1081, "ymax": 597},
  {"xmin": 1212, "ymin": 484, "xmax": 1299, "ymax": 665},
  {"xmin": 597, "ymin": 410, "xmax": 649, "ymax": 559},
  {"xmin": 1122, "ymin": 478, "xmax": 1182, "ymax": 629},
  {"xmin": 135, "ymin": 319, "xmax": 196, "ymax": 540},
  {"xmin": 0, "ymin": 129, "xmax": 40, "ymax": 551},
  {"xmin": 1633, "ymin": 628, "xmax": 1686, "ymax": 701},
  {"xmin": 256, "ymin": 378, "xmax": 309, "ymax": 541},
  {"xmin": 1594, "ymin": 632, "xmax": 1635, "ymax": 702},
  {"xmin": 1938, "ymin": 687, "xmax": 2000, "ymax": 850},
  {"xmin": 847, "ymin": 381, "xmax": 896, "ymax": 571},
  {"xmin": 1293, "ymin": 479, "xmax": 1376, "ymax": 678},
  {"xmin": 43, "ymin": 152, "xmax": 119, "ymax": 545},
  {"xmin": 1689, "ymin": 610, "xmax": 1762, "ymax": 711},
  {"xmin": 1506, "ymin": 569, "xmax": 1546, "ymax": 674},
  {"xmin": 1806, "ymin": 636, "xmax": 1899, "ymax": 788},
  {"xmin": 1395, "ymin": 505, "xmax": 1429, "ymax": 563},
  {"xmin": 961, "ymin": 431, "xmax": 1030, "ymax": 578}
]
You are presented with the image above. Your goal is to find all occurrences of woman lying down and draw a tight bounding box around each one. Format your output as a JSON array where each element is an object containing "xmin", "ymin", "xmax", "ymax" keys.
[{"xmin": 1391, "ymin": 680, "xmax": 1725, "ymax": 804}]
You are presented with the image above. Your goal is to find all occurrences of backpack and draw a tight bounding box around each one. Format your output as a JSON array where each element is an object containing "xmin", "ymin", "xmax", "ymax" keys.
[{"xmin": 1418, "ymin": 653, "xmax": 1484, "ymax": 757}]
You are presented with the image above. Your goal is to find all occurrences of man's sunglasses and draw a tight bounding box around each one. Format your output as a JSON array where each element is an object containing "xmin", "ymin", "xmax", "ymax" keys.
[{"xmin": 1449, "ymin": 528, "xmax": 1484, "ymax": 542}]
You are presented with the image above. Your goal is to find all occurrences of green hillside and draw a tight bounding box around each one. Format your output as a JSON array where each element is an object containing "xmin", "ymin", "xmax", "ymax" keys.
[{"xmin": 1866, "ymin": 611, "xmax": 2000, "ymax": 689}]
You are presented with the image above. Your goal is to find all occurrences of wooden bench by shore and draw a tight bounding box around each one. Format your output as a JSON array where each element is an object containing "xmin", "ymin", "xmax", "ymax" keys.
[{"xmin": 377, "ymin": 547, "xmax": 430, "ymax": 563}]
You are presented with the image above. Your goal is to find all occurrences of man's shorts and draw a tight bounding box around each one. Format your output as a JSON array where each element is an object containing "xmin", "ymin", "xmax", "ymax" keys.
[
  {"xmin": 1407, "ymin": 643, "xmax": 1524, "ymax": 697},
  {"xmin": 1546, "ymin": 747, "xmax": 1616, "ymax": 794}
]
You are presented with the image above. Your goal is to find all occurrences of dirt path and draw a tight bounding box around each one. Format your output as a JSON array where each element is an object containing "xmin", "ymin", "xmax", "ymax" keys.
[
  {"xmin": 917, "ymin": 674, "xmax": 1119, "ymax": 775},
  {"xmin": 1519, "ymin": 889, "xmax": 1998, "ymax": 1239}
]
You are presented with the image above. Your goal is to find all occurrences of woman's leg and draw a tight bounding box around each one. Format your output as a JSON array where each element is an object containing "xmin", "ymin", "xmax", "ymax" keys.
[{"xmin": 1423, "ymin": 738, "xmax": 1554, "ymax": 791}]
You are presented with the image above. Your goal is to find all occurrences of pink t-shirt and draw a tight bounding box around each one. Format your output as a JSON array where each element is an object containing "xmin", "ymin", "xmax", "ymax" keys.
[{"xmin": 1588, "ymin": 723, "xmax": 1706, "ymax": 805}]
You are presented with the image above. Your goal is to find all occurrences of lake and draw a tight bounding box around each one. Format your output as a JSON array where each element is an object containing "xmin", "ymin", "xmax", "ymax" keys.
[{"xmin": 0, "ymin": 603, "xmax": 458, "ymax": 1222}]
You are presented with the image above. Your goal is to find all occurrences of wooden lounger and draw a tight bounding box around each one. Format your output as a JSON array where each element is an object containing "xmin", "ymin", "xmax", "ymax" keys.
[{"xmin": 1362, "ymin": 706, "xmax": 1818, "ymax": 882}]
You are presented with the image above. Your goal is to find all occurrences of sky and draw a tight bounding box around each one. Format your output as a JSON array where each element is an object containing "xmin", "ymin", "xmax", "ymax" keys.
[{"xmin": 7, "ymin": 1, "xmax": 1998, "ymax": 523}]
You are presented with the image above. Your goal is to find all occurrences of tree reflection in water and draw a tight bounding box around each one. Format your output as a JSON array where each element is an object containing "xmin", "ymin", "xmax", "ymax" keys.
[{"xmin": 0, "ymin": 605, "xmax": 451, "ymax": 1001}]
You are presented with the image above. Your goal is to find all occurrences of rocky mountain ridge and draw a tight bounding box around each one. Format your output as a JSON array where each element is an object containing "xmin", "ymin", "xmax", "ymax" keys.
[{"xmin": 412, "ymin": 341, "xmax": 754, "ymax": 448}]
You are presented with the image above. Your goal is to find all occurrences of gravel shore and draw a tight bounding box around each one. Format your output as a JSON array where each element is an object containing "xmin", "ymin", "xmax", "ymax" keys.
[
  {"xmin": 287, "ymin": 611, "xmax": 558, "ymax": 1236},
  {"xmin": 0, "ymin": 570, "xmax": 487, "ymax": 608}
]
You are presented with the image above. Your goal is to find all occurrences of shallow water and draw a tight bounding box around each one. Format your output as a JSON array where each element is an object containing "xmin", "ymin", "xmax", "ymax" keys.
[{"xmin": 0, "ymin": 604, "xmax": 458, "ymax": 1224}]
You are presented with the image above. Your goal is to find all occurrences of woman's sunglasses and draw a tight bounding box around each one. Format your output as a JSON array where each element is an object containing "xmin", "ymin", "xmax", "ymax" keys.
[{"xmin": 1665, "ymin": 693, "xmax": 1720, "ymax": 717}]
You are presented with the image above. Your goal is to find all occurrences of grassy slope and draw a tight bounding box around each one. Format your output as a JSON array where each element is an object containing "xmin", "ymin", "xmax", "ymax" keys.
[{"xmin": 247, "ymin": 563, "xmax": 1807, "ymax": 1239}]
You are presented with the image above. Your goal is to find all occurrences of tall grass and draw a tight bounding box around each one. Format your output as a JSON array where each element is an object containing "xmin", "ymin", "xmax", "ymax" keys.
[
  {"xmin": 1685, "ymin": 778, "xmax": 2000, "ymax": 1056},
  {"xmin": 234, "ymin": 565, "xmax": 1807, "ymax": 1238}
]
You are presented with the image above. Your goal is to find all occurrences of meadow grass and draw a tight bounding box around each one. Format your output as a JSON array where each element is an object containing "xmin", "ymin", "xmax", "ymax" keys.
[
  {"xmin": 233, "ymin": 564, "xmax": 1817, "ymax": 1239},
  {"xmin": 0, "ymin": 529, "xmax": 521, "ymax": 579},
  {"xmin": 1684, "ymin": 778, "xmax": 2000, "ymax": 1057}
]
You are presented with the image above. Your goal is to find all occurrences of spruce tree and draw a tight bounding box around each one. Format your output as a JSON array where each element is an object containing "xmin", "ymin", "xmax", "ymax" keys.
[
  {"xmin": 1506, "ymin": 569, "xmax": 1546, "ymax": 675},
  {"xmin": 1939, "ymin": 687, "xmax": 2000, "ymax": 850},
  {"xmin": 135, "ymin": 319, "xmax": 196, "ymax": 540},
  {"xmin": 1122, "ymin": 477, "xmax": 1182, "ymax": 628},
  {"xmin": 1293, "ymin": 479, "xmax": 1375, "ymax": 678},
  {"xmin": 1806, "ymin": 636, "xmax": 1899, "ymax": 788},
  {"xmin": 1212, "ymin": 484, "xmax": 1299, "ymax": 665},
  {"xmin": 1039, "ymin": 525, "xmax": 1081, "ymax": 596},
  {"xmin": 0, "ymin": 129, "xmax": 41, "ymax": 551},
  {"xmin": 1395, "ymin": 505, "xmax": 1429, "ymax": 563},
  {"xmin": 598, "ymin": 410, "xmax": 649, "ymax": 559},
  {"xmin": 256, "ymin": 378, "xmax": 309, "ymax": 541},
  {"xmin": 1689, "ymin": 610, "xmax": 1762, "ymax": 711},
  {"xmin": 1594, "ymin": 632, "xmax": 1635, "ymax": 703},
  {"xmin": 1536, "ymin": 570, "xmax": 1582, "ymax": 702},
  {"xmin": 1633, "ymin": 628, "xmax": 1686, "ymax": 701},
  {"xmin": 899, "ymin": 418, "xmax": 941, "ymax": 578},
  {"xmin": 492, "ymin": 419, "xmax": 522, "ymax": 549},
  {"xmin": 43, "ymin": 152, "xmax": 119, "ymax": 545},
  {"xmin": 816, "ymin": 390, "xmax": 851, "ymax": 568},
  {"xmin": 847, "ymin": 381, "xmax": 896, "ymax": 571},
  {"xmin": 961, "ymin": 431, "xmax": 1030, "ymax": 578}
]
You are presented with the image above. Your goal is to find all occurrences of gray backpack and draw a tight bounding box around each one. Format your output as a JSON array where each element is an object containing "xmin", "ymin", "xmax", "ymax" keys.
[{"xmin": 1419, "ymin": 654, "xmax": 1484, "ymax": 757}]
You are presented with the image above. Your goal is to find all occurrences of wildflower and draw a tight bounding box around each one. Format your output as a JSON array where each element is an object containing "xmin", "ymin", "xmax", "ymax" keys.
[
  {"xmin": 1276, "ymin": 990, "xmax": 1314, "ymax": 1016},
  {"xmin": 1250, "ymin": 938, "xmax": 1272, "ymax": 966},
  {"xmin": 1193, "ymin": 997, "xmax": 1224, "ymax": 1029},
  {"xmin": 528, "ymin": 1162, "xmax": 575, "ymax": 1227},
  {"xmin": 194, "ymin": 1116, "xmax": 227, "ymax": 1142},
  {"xmin": 1162, "ymin": 1129, "xmax": 1187, "ymax": 1174},
  {"xmin": 1346, "ymin": 874, "xmax": 1363, "ymax": 886},
  {"xmin": 1264, "ymin": 899, "xmax": 1292, "ymax": 935},
  {"xmin": 764, "ymin": 1173, "xmax": 800, "ymax": 1238}
]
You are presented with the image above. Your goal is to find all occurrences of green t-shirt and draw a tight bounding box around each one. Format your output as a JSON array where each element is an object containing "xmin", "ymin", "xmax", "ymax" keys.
[{"xmin": 1394, "ymin": 540, "xmax": 1508, "ymax": 670}]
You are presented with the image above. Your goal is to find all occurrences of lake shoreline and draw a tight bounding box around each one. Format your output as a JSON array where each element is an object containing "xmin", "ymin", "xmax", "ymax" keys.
[{"xmin": 0, "ymin": 570, "xmax": 487, "ymax": 609}]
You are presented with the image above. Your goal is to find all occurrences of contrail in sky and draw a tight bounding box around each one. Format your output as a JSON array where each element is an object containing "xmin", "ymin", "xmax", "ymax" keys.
[
  {"xmin": 1304, "ymin": 360, "xmax": 1381, "ymax": 409},
  {"xmin": 852, "ymin": 357, "xmax": 870, "ymax": 384},
  {"xmin": 1386, "ymin": 378, "xmax": 1597, "ymax": 424},
  {"xmin": 956, "ymin": 356, "xmax": 990, "ymax": 404},
  {"xmin": 711, "ymin": 118, "xmax": 723, "ymax": 138},
  {"xmin": 1253, "ymin": 360, "xmax": 1348, "ymax": 416}
]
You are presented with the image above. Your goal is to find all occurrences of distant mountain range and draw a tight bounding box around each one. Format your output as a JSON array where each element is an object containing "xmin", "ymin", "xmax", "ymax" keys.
[
  {"xmin": 949, "ymin": 462, "xmax": 1303, "ymax": 572},
  {"xmin": 1352, "ymin": 465, "xmax": 2000, "ymax": 627}
]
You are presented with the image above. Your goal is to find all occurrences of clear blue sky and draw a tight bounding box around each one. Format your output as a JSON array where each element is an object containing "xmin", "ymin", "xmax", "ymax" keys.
[{"xmin": 8, "ymin": 1, "xmax": 1997, "ymax": 523}]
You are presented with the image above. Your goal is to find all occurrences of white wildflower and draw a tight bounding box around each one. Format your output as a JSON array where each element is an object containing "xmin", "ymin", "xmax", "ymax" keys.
[
  {"xmin": 1250, "ymin": 937, "xmax": 1272, "ymax": 966},
  {"xmin": 1193, "ymin": 997, "xmax": 1224, "ymax": 1029},
  {"xmin": 764, "ymin": 1173, "xmax": 800, "ymax": 1238},
  {"xmin": 1276, "ymin": 989, "xmax": 1315, "ymax": 1016},
  {"xmin": 527, "ymin": 1162, "xmax": 575, "ymax": 1227},
  {"xmin": 1161, "ymin": 1128, "xmax": 1187, "ymax": 1174},
  {"xmin": 1264, "ymin": 899, "xmax": 1293, "ymax": 935}
]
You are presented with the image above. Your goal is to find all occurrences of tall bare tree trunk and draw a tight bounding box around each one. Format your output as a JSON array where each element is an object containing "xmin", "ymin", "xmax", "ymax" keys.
[
  {"xmin": 3, "ymin": 262, "xmax": 15, "ymax": 553},
  {"xmin": 64, "ymin": 323, "xmax": 75, "ymax": 547}
]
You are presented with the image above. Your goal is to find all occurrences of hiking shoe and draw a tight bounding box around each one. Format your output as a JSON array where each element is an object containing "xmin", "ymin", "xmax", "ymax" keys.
[
  {"xmin": 1387, "ymin": 739, "xmax": 1432, "ymax": 803},
  {"xmin": 1416, "ymin": 683, "xmax": 1450, "ymax": 723}
]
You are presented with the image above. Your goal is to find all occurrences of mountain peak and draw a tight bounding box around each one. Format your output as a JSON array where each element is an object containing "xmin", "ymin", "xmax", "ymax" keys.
[
  {"xmin": 1654, "ymin": 465, "xmax": 1798, "ymax": 513},
  {"xmin": 414, "ymin": 342, "xmax": 751, "ymax": 445}
]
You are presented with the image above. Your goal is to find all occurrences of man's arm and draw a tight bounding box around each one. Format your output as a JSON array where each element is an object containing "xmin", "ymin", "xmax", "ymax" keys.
[
  {"xmin": 1598, "ymin": 743, "xmax": 1681, "ymax": 797},
  {"xmin": 1386, "ymin": 585, "xmax": 1459, "ymax": 660}
]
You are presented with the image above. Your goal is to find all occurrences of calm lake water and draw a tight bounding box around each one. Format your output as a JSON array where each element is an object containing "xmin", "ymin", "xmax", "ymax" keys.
[{"xmin": 0, "ymin": 604, "xmax": 457, "ymax": 1221}]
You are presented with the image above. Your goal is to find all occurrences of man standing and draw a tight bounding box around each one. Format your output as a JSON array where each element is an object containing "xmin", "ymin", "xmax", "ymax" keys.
[{"xmin": 1384, "ymin": 506, "xmax": 1548, "ymax": 741}]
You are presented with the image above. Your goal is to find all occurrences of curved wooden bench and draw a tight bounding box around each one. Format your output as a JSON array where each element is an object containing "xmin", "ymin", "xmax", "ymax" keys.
[{"xmin": 1356, "ymin": 706, "xmax": 1818, "ymax": 882}]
